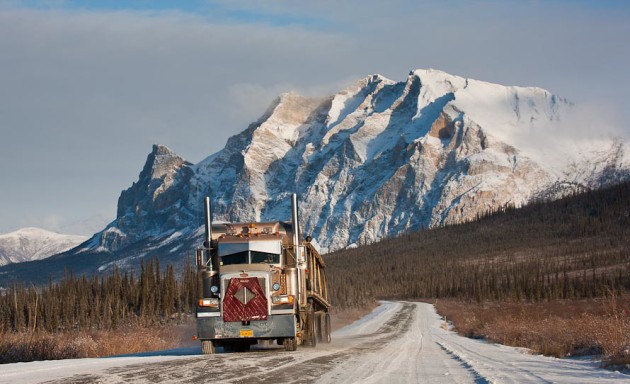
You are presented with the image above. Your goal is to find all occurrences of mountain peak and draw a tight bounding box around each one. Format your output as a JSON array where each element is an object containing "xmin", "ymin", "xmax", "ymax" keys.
[
  {"xmin": 410, "ymin": 67, "xmax": 459, "ymax": 78},
  {"xmin": 409, "ymin": 68, "xmax": 468, "ymax": 96},
  {"xmin": 151, "ymin": 143, "xmax": 176, "ymax": 156},
  {"xmin": 115, "ymin": 144, "xmax": 192, "ymax": 220},
  {"xmin": 256, "ymin": 92, "xmax": 326, "ymax": 137},
  {"xmin": 142, "ymin": 144, "xmax": 188, "ymax": 182},
  {"xmin": 0, "ymin": 227, "xmax": 87, "ymax": 266},
  {"xmin": 1, "ymin": 227, "xmax": 55, "ymax": 238},
  {"xmin": 350, "ymin": 73, "xmax": 395, "ymax": 92},
  {"xmin": 4, "ymin": 227, "xmax": 51, "ymax": 236}
]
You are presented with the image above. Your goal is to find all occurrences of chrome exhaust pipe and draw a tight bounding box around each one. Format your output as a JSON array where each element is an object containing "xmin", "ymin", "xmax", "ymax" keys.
[
  {"xmin": 291, "ymin": 193, "xmax": 300, "ymax": 261},
  {"xmin": 202, "ymin": 196, "xmax": 219, "ymax": 295},
  {"xmin": 204, "ymin": 196, "xmax": 213, "ymax": 248},
  {"xmin": 291, "ymin": 193, "xmax": 306, "ymax": 307}
]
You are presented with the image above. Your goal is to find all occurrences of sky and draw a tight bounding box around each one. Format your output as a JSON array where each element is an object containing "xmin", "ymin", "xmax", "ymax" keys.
[{"xmin": 1, "ymin": 0, "xmax": 629, "ymax": 235}]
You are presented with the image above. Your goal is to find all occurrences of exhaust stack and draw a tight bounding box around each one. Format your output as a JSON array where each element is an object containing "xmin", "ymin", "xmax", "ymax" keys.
[
  {"xmin": 291, "ymin": 193, "xmax": 307, "ymax": 306},
  {"xmin": 201, "ymin": 196, "xmax": 219, "ymax": 295},
  {"xmin": 204, "ymin": 196, "xmax": 213, "ymax": 248},
  {"xmin": 291, "ymin": 193, "xmax": 301, "ymax": 261}
]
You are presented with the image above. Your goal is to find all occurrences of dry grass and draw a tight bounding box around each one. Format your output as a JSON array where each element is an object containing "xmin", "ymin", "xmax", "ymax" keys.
[
  {"xmin": 434, "ymin": 293, "xmax": 630, "ymax": 367},
  {"xmin": 0, "ymin": 321, "xmax": 196, "ymax": 364},
  {"xmin": 0, "ymin": 308, "xmax": 371, "ymax": 363}
]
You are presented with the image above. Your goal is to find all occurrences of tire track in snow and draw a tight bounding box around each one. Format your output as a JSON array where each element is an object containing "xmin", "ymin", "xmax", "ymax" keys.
[
  {"xmin": 436, "ymin": 341, "xmax": 493, "ymax": 384},
  {"xmin": 226, "ymin": 302, "xmax": 417, "ymax": 383},
  {"xmin": 315, "ymin": 302, "xmax": 478, "ymax": 384}
]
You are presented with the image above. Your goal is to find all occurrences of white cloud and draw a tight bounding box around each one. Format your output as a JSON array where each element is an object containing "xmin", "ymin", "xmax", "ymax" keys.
[{"xmin": 226, "ymin": 76, "xmax": 357, "ymax": 122}]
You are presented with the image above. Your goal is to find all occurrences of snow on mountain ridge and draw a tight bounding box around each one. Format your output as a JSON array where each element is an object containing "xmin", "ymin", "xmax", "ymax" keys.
[
  {"xmin": 0, "ymin": 227, "xmax": 87, "ymax": 266},
  {"xmin": 30, "ymin": 68, "xmax": 628, "ymax": 272}
]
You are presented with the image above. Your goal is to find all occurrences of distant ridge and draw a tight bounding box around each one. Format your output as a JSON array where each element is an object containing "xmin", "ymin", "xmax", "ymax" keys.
[{"xmin": 0, "ymin": 228, "xmax": 87, "ymax": 266}]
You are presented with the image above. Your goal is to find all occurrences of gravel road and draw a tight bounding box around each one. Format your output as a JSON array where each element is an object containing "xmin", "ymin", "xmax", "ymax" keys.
[{"xmin": 3, "ymin": 302, "xmax": 629, "ymax": 383}]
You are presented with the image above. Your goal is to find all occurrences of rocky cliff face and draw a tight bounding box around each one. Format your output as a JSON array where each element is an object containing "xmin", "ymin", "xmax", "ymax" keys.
[
  {"xmin": 90, "ymin": 69, "xmax": 629, "ymax": 256},
  {"xmin": 97, "ymin": 144, "xmax": 194, "ymax": 252},
  {"xmin": 4, "ymin": 68, "xmax": 626, "ymax": 282},
  {"xmin": 183, "ymin": 69, "xmax": 625, "ymax": 251}
]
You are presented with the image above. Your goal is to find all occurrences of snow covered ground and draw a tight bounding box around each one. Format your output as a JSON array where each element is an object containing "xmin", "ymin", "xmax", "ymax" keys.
[{"xmin": 1, "ymin": 302, "xmax": 628, "ymax": 383}]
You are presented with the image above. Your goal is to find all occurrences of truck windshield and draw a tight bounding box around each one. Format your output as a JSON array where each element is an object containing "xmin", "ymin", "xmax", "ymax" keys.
[
  {"xmin": 220, "ymin": 251, "xmax": 280, "ymax": 266},
  {"xmin": 251, "ymin": 251, "xmax": 280, "ymax": 264},
  {"xmin": 221, "ymin": 251, "xmax": 248, "ymax": 265}
]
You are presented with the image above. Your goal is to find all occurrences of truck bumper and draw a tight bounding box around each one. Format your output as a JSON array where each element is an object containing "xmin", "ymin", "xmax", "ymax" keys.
[{"xmin": 197, "ymin": 314, "xmax": 296, "ymax": 340}]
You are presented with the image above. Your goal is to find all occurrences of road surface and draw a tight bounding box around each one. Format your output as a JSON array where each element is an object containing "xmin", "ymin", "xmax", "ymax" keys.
[{"xmin": 1, "ymin": 302, "xmax": 628, "ymax": 383}]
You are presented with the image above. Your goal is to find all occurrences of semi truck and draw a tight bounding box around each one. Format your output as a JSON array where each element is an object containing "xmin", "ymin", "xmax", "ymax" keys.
[{"xmin": 195, "ymin": 194, "xmax": 332, "ymax": 353}]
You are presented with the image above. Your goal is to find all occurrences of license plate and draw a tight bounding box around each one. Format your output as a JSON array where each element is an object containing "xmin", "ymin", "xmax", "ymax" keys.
[{"xmin": 240, "ymin": 329, "xmax": 253, "ymax": 337}]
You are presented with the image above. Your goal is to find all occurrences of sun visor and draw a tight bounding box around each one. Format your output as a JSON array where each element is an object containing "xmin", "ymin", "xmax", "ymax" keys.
[{"xmin": 218, "ymin": 240, "xmax": 282, "ymax": 256}]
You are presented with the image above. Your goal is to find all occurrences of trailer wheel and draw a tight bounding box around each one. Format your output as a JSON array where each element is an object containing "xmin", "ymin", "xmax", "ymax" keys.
[
  {"xmin": 323, "ymin": 313, "xmax": 332, "ymax": 343},
  {"xmin": 283, "ymin": 337, "xmax": 297, "ymax": 351},
  {"xmin": 305, "ymin": 310, "xmax": 317, "ymax": 347},
  {"xmin": 201, "ymin": 340, "xmax": 216, "ymax": 354},
  {"xmin": 315, "ymin": 313, "xmax": 323, "ymax": 342}
]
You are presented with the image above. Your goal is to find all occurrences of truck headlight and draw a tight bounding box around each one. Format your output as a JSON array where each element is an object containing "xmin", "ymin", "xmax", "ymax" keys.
[
  {"xmin": 210, "ymin": 285, "xmax": 219, "ymax": 293},
  {"xmin": 199, "ymin": 298, "xmax": 219, "ymax": 307},
  {"xmin": 272, "ymin": 283, "xmax": 280, "ymax": 291}
]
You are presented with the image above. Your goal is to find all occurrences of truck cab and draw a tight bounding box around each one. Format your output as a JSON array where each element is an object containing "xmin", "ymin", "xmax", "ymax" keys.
[{"xmin": 195, "ymin": 195, "xmax": 331, "ymax": 353}]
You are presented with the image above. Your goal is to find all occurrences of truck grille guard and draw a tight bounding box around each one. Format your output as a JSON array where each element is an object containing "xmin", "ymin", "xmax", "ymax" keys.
[{"xmin": 223, "ymin": 277, "xmax": 268, "ymax": 322}]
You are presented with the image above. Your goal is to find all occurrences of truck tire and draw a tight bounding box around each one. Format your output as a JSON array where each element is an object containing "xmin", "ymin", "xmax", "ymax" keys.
[
  {"xmin": 316, "ymin": 313, "xmax": 323, "ymax": 342},
  {"xmin": 305, "ymin": 311, "xmax": 317, "ymax": 347},
  {"xmin": 201, "ymin": 340, "xmax": 216, "ymax": 354},
  {"xmin": 283, "ymin": 337, "xmax": 297, "ymax": 351},
  {"xmin": 323, "ymin": 313, "xmax": 332, "ymax": 343}
]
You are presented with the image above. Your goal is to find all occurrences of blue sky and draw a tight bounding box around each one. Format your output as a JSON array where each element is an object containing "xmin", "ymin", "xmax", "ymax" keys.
[
  {"xmin": 14, "ymin": 0, "xmax": 333, "ymax": 27},
  {"xmin": 1, "ymin": 0, "xmax": 629, "ymax": 235}
]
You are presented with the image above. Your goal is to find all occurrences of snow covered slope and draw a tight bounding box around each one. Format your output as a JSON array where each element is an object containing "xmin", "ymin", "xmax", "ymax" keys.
[
  {"xmin": 0, "ymin": 228, "xmax": 87, "ymax": 266},
  {"xmin": 0, "ymin": 68, "xmax": 627, "ymax": 283},
  {"xmin": 189, "ymin": 70, "xmax": 625, "ymax": 252}
]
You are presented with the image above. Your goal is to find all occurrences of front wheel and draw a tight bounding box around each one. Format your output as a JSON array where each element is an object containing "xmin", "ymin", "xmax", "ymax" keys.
[
  {"xmin": 283, "ymin": 337, "xmax": 297, "ymax": 351},
  {"xmin": 201, "ymin": 340, "xmax": 216, "ymax": 354}
]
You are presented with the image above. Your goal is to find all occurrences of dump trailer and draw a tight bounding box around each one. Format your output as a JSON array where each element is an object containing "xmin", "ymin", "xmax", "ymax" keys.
[{"xmin": 195, "ymin": 194, "xmax": 332, "ymax": 353}]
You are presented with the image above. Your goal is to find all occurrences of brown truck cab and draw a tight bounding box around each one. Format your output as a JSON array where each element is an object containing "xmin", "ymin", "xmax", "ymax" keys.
[{"xmin": 195, "ymin": 194, "xmax": 331, "ymax": 353}]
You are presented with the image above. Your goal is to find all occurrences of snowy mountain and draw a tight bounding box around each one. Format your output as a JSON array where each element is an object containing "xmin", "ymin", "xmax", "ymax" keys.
[
  {"xmin": 0, "ymin": 228, "xmax": 87, "ymax": 266},
  {"xmin": 0, "ymin": 68, "xmax": 627, "ymax": 284}
]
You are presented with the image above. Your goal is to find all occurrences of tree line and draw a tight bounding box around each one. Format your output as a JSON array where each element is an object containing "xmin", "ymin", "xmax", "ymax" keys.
[
  {"xmin": 326, "ymin": 181, "xmax": 630, "ymax": 308},
  {"xmin": 0, "ymin": 258, "xmax": 200, "ymax": 333}
]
